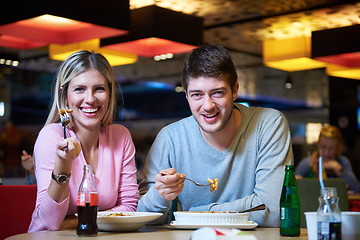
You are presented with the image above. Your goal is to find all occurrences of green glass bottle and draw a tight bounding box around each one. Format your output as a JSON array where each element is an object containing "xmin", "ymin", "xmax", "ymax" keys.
[{"xmin": 280, "ymin": 165, "xmax": 300, "ymax": 236}]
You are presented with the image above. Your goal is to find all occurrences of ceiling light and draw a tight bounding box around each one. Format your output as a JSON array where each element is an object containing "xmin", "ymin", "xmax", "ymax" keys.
[
  {"xmin": 312, "ymin": 24, "xmax": 360, "ymax": 80},
  {"xmin": 153, "ymin": 53, "xmax": 174, "ymax": 61},
  {"xmin": 0, "ymin": 0, "xmax": 130, "ymax": 49},
  {"xmin": 263, "ymin": 36, "xmax": 326, "ymax": 72},
  {"xmin": 326, "ymin": 64, "xmax": 360, "ymax": 80},
  {"xmin": 49, "ymin": 39, "xmax": 137, "ymax": 66},
  {"xmin": 0, "ymin": 53, "xmax": 20, "ymax": 67},
  {"xmin": 0, "ymin": 102, "xmax": 4, "ymax": 117},
  {"xmin": 312, "ymin": 24, "xmax": 360, "ymax": 67},
  {"xmin": 284, "ymin": 75, "xmax": 293, "ymax": 89},
  {"xmin": 101, "ymin": 5, "xmax": 203, "ymax": 58}
]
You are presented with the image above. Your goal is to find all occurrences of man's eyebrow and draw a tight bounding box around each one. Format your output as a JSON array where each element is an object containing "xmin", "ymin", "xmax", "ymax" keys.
[
  {"xmin": 188, "ymin": 89, "xmax": 202, "ymax": 93},
  {"xmin": 188, "ymin": 87, "xmax": 227, "ymax": 93},
  {"xmin": 211, "ymin": 87, "xmax": 227, "ymax": 91}
]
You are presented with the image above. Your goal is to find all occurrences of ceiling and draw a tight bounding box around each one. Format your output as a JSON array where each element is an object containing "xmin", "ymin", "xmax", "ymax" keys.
[
  {"xmin": 2, "ymin": 0, "xmax": 359, "ymax": 64},
  {"xmin": 130, "ymin": 0, "xmax": 360, "ymax": 56}
]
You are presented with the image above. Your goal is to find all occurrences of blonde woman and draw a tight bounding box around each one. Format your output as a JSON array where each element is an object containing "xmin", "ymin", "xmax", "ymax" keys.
[
  {"xmin": 295, "ymin": 124, "xmax": 360, "ymax": 192},
  {"xmin": 29, "ymin": 51, "xmax": 139, "ymax": 232}
]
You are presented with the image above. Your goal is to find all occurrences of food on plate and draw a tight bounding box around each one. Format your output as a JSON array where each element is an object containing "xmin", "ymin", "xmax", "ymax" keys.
[
  {"xmin": 106, "ymin": 212, "xmax": 131, "ymax": 217},
  {"xmin": 204, "ymin": 211, "xmax": 233, "ymax": 213},
  {"xmin": 207, "ymin": 178, "xmax": 219, "ymax": 192}
]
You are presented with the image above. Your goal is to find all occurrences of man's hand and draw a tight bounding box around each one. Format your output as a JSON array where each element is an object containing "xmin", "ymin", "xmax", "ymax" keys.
[{"xmin": 155, "ymin": 168, "xmax": 185, "ymax": 200}]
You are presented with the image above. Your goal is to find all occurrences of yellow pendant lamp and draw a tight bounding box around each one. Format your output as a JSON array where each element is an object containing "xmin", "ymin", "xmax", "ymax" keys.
[
  {"xmin": 49, "ymin": 39, "xmax": 137, "ymax": 66},
  {"xmin": 263, "ymin": 36, "xmax": 326, "ymax": 72}
]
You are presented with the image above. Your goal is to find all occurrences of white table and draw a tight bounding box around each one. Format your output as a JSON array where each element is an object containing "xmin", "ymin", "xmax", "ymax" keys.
[{"xmin": 6, "ymin": 227, "xmax": 309, "ymax": 240}]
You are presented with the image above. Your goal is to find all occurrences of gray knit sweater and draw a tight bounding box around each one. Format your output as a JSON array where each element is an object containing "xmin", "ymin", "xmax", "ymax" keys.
[{"xmin": 137, "ymin": 104, "xmax": 294, "ymax": 227}]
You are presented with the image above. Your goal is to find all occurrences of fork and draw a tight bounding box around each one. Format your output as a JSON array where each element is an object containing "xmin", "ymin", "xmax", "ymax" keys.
[
  {"xmin": 59, "ymin": 109, "xmax": 71, "ymax": 139},
  {"xmin": 59, "ymin": 109, "xmax": 72, "ymax": 151},
  {"xmin": 60, "ymin": 115, "xmax": 70, "ymax": 139},
  {"xmin": 159, "ymin": 172, "xmax": 210, "ymax": 187}
]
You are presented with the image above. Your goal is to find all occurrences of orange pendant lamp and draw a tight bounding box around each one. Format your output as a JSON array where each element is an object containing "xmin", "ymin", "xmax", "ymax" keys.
[
  {"xmin": 0, "ymin": 0, "xmax": 130, "ymax": 49},
  {"xmin": 101, "ymin": 5, "xmax": 203, "ymax": 58}
]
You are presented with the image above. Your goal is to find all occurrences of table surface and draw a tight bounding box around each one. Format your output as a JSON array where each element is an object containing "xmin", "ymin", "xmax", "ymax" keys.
[{"xmin": 6, "ymin": 226, "xmax": 309, "ymax": 240}]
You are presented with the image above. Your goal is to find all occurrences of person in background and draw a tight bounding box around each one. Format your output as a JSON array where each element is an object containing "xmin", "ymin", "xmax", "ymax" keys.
[
  {"xmin": 137, "ymin": 44, "xmax": 294, "ymax": 227},
  {"xmin": 295, "ymin": 124, "xmax": 360, "ymax": 192},
  {"xmin": 29, "ymin": 50, "xmax": 139, "ymax": 232},
  {"xmin": 21, "ymin": 150, "xmax": 37, "ymax": 185}
]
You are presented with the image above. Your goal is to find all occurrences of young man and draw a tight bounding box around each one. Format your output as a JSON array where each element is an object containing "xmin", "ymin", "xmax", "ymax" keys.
[{"xmin": 137, "ymin": 44, "xmax": 294, "ymax": 227}]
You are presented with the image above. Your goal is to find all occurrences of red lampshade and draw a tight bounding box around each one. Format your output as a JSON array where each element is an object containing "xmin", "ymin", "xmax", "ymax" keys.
[
  {"xmin": 0, "ymin": 35, "xmax": 47, "ymax": 50},
  {"xmin": 101, "ymin": 5, "xmax": 203, "ymax": 58},
  {"xmin": 0, "ymin": 0, "xmax": 130, "ymax": 49},
  {"xmin": 312, "ymin": 24, "xmax": 360, "ymax": 67},
  {"xmin": 314, "ymin": 52, "xmax": 360, "ymax": 68}
]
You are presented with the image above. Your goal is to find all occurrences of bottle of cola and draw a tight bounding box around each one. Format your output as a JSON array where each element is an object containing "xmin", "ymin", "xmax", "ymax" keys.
[{"xmin": 77, "ymin": 165, "xmax": 99, "ymax": 237}]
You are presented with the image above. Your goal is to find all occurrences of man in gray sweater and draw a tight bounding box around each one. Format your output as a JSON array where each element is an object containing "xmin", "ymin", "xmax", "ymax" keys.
[{"xmin": 137, "ymin": 44, "xmax": 294, "ymax": 227}]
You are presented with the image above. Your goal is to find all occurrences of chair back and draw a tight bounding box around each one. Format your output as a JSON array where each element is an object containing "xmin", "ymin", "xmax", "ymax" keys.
[
  {"xmin": 0, "ymin": 185, "xmax": 37, "ymax": 239},
  {"xmin": 296, "ymin": 178, "xmax": 349, "ymax": 228}
]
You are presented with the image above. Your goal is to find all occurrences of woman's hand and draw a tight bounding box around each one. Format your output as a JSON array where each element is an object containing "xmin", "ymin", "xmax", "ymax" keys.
[
  {"xmin": 155, "ymin": 168, "xmax": 185, "ymax": 200},
  {"xmin": 56, "ymin": 138, "xmax": 81, "ymax": 162},
  {"xmin": 21, "ymin": 150, "xmax": 34, "ymax": 173},
  {"xmin": 324, "ymin": 160, "xmax": 344, "ymax": 176},
  {"xmin": 49, "ymin": 138, "xmax": 82, "ymax": 202}
]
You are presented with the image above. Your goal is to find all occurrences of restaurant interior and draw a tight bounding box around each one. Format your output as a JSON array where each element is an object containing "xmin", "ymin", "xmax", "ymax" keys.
[
  {"xmin": 0, "ymin": 0, "xmax": 360, "ymax": 179},
  {"xmin": 1, "ymin": 0, "xmax": 360, "ymax": 183},
  {"xmin": 1, "ymin": 0, "xmax": 360, "ymax": 239}
]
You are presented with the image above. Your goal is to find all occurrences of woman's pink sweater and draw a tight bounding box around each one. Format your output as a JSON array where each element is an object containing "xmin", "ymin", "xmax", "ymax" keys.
[{"xmin": 29, "ymin": 123, "xmax": 139, "ymax": 232}]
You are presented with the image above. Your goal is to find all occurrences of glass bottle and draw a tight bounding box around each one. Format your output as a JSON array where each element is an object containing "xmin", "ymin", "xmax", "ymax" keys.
[
  {"xmin": 76, "ymin": 165, "xmax": 99, "ymax": 237},
  {"xmin": 317, "ymin": 187, "xmax": 341, "ymax": 240},
  {"xmin": 280, "ymin": 165, "xmax": 301, "ymax": 236}
]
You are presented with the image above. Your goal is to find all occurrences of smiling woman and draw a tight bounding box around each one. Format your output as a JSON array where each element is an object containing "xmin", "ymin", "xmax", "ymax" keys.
[{"xmin": 28, "ymin": 50, "xmax": 139, "ymax": 232}]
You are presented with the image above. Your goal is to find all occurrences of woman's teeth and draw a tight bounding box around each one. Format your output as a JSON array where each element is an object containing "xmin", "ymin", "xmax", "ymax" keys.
[{"xmin": 82, "ymin": 108, "xmax": 98, "ymax": 113}]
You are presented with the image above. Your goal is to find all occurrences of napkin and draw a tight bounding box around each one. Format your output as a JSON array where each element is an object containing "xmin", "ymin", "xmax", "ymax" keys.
[{"xmin": 191, "ymin": 227, "xmax": 258, "ymax": 240}]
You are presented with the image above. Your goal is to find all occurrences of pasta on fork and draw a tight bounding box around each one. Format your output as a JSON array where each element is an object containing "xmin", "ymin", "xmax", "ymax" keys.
[{"xmin": 207, "ymin": 178, "xmax": 219, "ymax": 192}]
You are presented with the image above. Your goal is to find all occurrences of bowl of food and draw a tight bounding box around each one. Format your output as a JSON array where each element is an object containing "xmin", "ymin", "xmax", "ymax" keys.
[{"xmin": 96, "ymin": 211, "xmax": 163, "ymax": 232}]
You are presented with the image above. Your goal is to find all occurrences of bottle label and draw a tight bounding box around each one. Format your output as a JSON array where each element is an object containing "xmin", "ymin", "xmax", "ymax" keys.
[
  {"xmin": 77, "ymin": 193, "xmax": 98, "ymax": 206},
  {"xmin": 280, "ymin": 206, "xmax": 300, "ymax": 236},
  {"xmin": 89, "ymin": 193, "xmax": 98, "ymax": 206},
  {"xmin": 317, "ymin": 221, "xmax": 341, "ymax": 240}
]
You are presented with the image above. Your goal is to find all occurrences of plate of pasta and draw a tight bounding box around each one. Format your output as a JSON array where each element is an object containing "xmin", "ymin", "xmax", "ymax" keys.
[{"xmin": 96, "ymin": 211, "xmax": 163, "ymax": 232}]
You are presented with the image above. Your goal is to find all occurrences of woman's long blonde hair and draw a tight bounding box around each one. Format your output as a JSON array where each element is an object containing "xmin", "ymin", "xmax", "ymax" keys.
[
  {"xmin": 45, "ymin": 50, "xmax": 117, "ymax": 127},
  {"xmin": 310, "ymin": 124, "xmax": 343, "ymax": 176}
]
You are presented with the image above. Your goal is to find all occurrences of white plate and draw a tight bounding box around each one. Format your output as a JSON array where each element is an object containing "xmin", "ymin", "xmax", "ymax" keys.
[
  {"xmin": 173, "ymin": 211, "xmax": 250, "ymax": 225},
  {"xmin": 170, "ymin": 220, "xmax": 258, "ymax": 229},
  {"xmin": 96, "ymin": 211, "xmax": 163, "ymax": 232}
]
